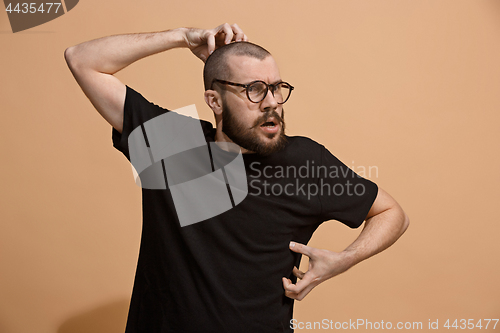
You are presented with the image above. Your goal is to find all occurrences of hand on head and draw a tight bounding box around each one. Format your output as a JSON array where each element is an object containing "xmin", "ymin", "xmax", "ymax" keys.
[{"xmin": 184, "ymin": 23, "xmax": 248, "ymax": 62}]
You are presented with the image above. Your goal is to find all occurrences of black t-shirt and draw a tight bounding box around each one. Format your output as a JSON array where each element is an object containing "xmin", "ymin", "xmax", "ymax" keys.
[{"xmin": 112, "ymin": 86, "xmax": 378, "ymax": 333}]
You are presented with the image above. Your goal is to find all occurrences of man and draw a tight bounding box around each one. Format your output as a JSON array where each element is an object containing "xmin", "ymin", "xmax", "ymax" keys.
[{"xmin": 65, "ymin": 23, "xmax": 409, "ymax": 332}]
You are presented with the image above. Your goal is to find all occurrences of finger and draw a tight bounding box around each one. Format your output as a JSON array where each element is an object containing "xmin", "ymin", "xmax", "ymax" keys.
[
  {"xmin": 231, "ymin": 23, "xmax": 246, "ymax": 42},
  {"xmin": 283, "ymin": 271, "xmax": 317, "ymax": 295},
  {"xmin": 282, "ymin": 276, "xmax": 301, "ymax": 294},
  {"xmin": 296, "ymin": 284, "xmax": 316, "ymax": 301},
  {"xmin": 206, "ymin": 32, "xmax": 216, "ymax": 55},
  {"xmin": 215, "ymin": 22, "xmax": 234, "ymax": 45},
  {"xmin": 283, "ymin": 275, "xmax": 317, "ymax": 301},
  {"xmin": 223, "ymin": 23, "xmax": 234, "ymax": 44},
  {"xmin": 289, "ymin": 241, "xmax": 313, "ymax": 257},
  {"xmin": 282, "ymin": 277, "xmax": 294, "ymax": 292},
  {"xmin": 292, "ymin": 266, "xmax": 305, "ymax": 279},
  {"xmin": 282, "ymin": 278, "xmax": 299, "ymax": 300},
  {"xmin": 285, "ymin": 290, "xmax": 299, "ymax": 300}
]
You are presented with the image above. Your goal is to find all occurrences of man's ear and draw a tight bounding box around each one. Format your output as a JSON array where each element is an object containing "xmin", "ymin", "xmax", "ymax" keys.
[{"xmin": 204, "ymin": 90, "xmax": 223, "ymax": 116}]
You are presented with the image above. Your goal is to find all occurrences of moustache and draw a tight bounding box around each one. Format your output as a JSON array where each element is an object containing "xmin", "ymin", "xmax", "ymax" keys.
[{"xmin": 251, "ymin": 110, "xmax": 285, "ymax": 129}]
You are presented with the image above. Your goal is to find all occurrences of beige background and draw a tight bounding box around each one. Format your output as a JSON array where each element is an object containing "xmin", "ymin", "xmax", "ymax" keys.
[{"xmin": 1, "ymin": 0, "xmax": 499, "ymax": 332}]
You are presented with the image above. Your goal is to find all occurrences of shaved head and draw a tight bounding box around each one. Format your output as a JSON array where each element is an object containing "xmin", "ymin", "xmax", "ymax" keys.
[{"xmin": 203, "ymin": 41, "xmax": 272, "ymax": 91}]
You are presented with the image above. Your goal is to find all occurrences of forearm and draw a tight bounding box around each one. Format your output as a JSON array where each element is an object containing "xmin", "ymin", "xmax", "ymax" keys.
[
  {"xmin": 341, "ymin": 206, "xmax": 409, "ymax": 268},
  {"xmin": 65, "ymin": 28, "xmax": 187, "ymax": 74}
]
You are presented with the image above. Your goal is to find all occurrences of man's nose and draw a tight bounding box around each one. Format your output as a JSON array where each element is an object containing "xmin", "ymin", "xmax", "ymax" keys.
[{"xmin": 260, "ymin": 88, "xmax": 279, "ymax": 111}]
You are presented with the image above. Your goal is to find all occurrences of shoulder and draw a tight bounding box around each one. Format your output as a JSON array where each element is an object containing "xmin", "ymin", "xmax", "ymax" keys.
[
  {"xmin": 125, "ymin": 85, "xmax": 215, "ymax": 136},
  {"xmin": 276, "ymin": 135, "xmax": 326, "ymax": 163},
  {"xmin": 285, "ymin": 135, "xmax": 325, "ymax": 153}
]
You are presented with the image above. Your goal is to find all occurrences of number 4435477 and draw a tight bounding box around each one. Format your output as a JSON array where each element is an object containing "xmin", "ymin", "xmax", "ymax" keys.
[
  {"xmin": 444, "ymin": 319, "xmax": 499, "ymax": 330},
  {"xmin": 5, "ymin": 3, "xmax": 62, "ymax": 14}
]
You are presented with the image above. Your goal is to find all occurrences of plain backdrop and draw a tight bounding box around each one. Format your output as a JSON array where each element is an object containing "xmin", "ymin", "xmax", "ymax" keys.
[{"xmin": 1, "ymin": 1, "xmax": 499, "ymax": 332}]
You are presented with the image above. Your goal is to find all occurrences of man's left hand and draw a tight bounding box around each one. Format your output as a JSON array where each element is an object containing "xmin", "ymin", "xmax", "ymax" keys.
[{"xmin": 282, "ymin": 242, "xmax": 353, "ymax": 301}]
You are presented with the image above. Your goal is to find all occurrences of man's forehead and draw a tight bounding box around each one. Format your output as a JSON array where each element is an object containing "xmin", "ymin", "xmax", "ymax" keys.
[{"xmin": 226, "ymin": 54, "xmax": 281, "ymax": 83}]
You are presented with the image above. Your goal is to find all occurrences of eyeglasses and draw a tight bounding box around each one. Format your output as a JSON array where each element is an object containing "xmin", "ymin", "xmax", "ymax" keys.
[{"xmin": 211, "ymin": 79, "xmax": 294, "ymax": 104}]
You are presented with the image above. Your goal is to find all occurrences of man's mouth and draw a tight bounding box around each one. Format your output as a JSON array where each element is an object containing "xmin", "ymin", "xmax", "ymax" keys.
[
  {"xmin": 259, "ymin": 117, "xmax": 280, "ymax": 134},
  {"xmin": 260, "ymin": 118, "xmax": 278, "ymax": 128}
]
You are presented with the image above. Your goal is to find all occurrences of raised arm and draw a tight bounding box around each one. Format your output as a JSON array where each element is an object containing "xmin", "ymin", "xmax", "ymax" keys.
[{"xmin": 64, "ymin": 23, "xmax": 247, "ymax": 133}]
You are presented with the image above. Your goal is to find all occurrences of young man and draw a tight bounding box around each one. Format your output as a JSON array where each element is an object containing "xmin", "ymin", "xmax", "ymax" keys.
[{"xmin": 65, "ymin": 23, "xmax": 409, "ymax": 332}]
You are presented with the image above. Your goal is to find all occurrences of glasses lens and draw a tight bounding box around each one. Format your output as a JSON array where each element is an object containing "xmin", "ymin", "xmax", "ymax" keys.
[
  {"xmin": 246, "ymin": 81, "xmax": 293, "ymax": 104},
  {"xmin": 247, "ymin": 81, "xmax": 268, "ymax": 103},
  {"xmin": 275, "ymin": 82, "xmax": 291, "ymax": 104}
]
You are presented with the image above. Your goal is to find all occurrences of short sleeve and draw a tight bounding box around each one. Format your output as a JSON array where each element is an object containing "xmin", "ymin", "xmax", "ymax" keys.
[
  {"xmin": 318, "ymin": 146, "xmax": 378, "ymax": 228},
  {"xmin": 112, "ymin": 86, "xmax": 170, "ymax": 161}
]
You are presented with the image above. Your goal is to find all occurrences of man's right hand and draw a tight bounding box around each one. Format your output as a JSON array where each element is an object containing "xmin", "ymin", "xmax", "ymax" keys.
[{"xmin": 183, "ymin": 23, "xmax": 248, "ymax": 62}]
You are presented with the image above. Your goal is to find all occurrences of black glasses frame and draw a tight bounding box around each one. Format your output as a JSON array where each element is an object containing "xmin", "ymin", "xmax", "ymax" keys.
[{"xmin": 210, "ymin": 79, "xmax": 294, "ymax": 104}]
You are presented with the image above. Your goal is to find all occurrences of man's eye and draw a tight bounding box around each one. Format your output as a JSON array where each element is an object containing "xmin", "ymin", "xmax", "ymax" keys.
[{"xmin": 249, "ymin": 84, "xmax": 265, "ymax": 94}]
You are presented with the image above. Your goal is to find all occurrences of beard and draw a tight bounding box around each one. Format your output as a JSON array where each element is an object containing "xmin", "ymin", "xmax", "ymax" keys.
[{"xmin": 222, "ymin": 103, "xmax": 288, "ymax": 156}]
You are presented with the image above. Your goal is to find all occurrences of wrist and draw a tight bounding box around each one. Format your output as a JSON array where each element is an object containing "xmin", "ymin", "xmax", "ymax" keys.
[
  {"xmin": 339, "ymin": 248, "xmax": 362, "ymax": 269},
  {"xmin": 166, "ymin": 27, "xmax": 189, "ymax": 49}
]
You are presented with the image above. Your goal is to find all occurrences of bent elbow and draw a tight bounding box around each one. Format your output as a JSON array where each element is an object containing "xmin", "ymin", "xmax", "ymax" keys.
[
  {"xmin": 64, "ymin": 46, "xmax": 74, "ymax": 64},
  {"xmin": 64, "ymin": 46, "xmax": 80, "ymax": 70},
  {"xmin": 402, "ymin": 212, "xmax": 410, "ymax": 234}
]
